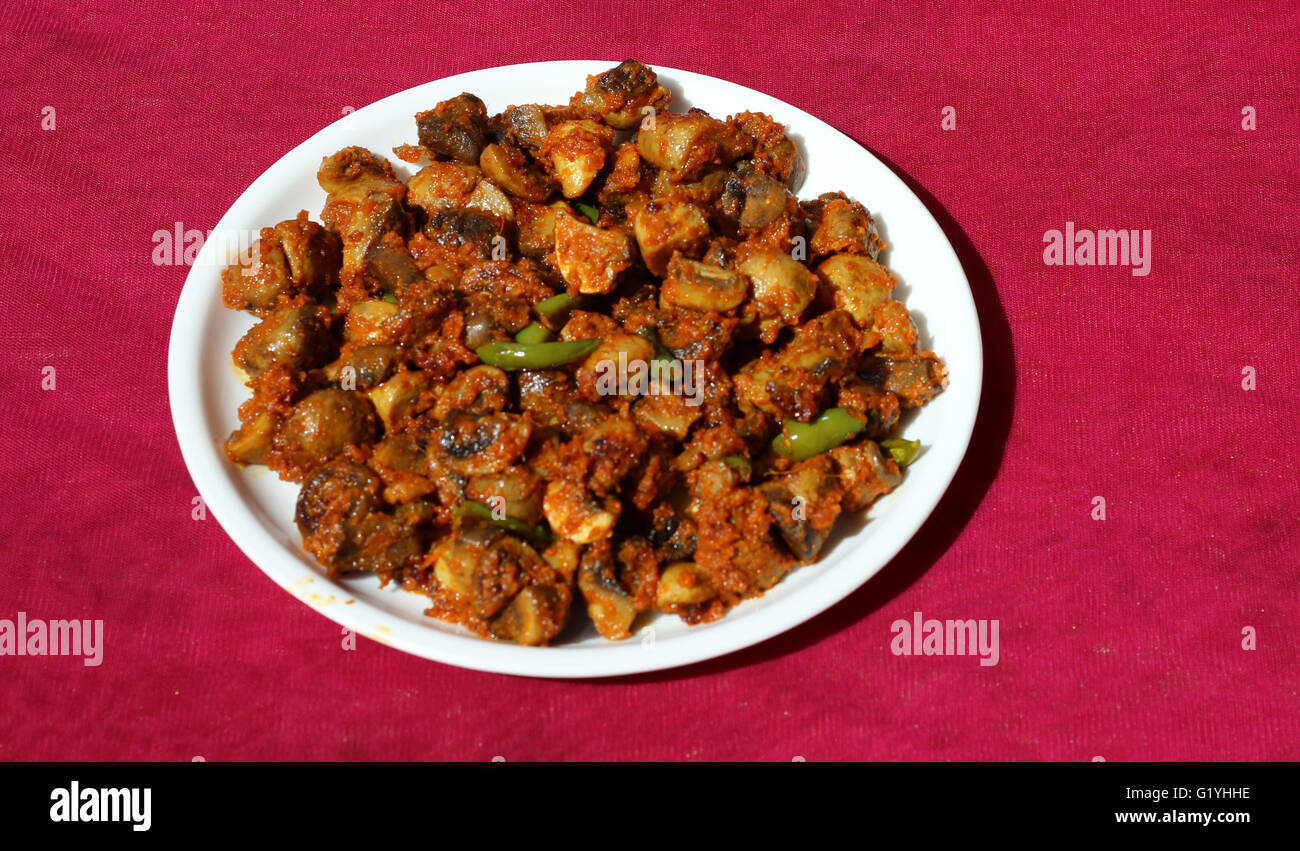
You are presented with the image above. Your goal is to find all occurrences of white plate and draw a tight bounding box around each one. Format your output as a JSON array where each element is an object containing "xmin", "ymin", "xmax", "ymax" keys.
[{"xmin": 168, "ymin": 60, "xmax": 982, "ymax": 678}]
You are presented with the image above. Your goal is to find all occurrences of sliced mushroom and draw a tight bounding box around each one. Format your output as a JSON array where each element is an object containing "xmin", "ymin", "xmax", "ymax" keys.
[
  {"xmin": 343, "ymin": 299, "xmax": 400, "ymax": 345},
  {"xmin": 735, "ymin": 172, "xmax": 789, "ymax": 230},
  {"xmin": 571, "ymin": 60, "xmax": 670, "ymax": 129},
  {"xmin": 221, "ymin": 213, "xmax": 339, "ymax": 313},
  {"xmin": 294, "ymin": 460, "xmax": 419, "ymax": 576},
  {"xmin": 659, "ymin": 257, "xmax": 747, "ymax": 312},
  {"xmin": 488, "ymin": 584, "xmax": 570, "ymax": 646},
  {"xmin": 636, "ymin": 112, "xmax": 723, "ymax": 180},
  {"xmin": 274, "ymin": 388, "xmax": 378, "ymax": 465},
  {"xmin": 479, "ymin": 142, "xmax": 557, "ymax": 203},
  {"xmin": 367, "ymin": 370, "xmax": 432, "ymax": 430},
  {"xmin": 432, "ymin": 364, "xmax": 510, "ymax": 419},
  {"xmin": 496, "ymin": 104, "xmax": 550, "ymax": 150},
  {"xmin": 737, "ymin": 248, "xmax": 816, "ymax": 341},
  {"xmin": 232, "ymin": 304, "xmax": 331, "ymax": 379},
  {"xmin": 429, "ymin": 527, "xmax": 497, "ymax": 596},
  {"xmin": 416, "ymin": 93, "xmax": 489, "ymax": 164},
  {"xmin": 273, "ymin": 213, "xmax": 340, "ymax": 292},
  {"xmin": 318, "ymin": 147, "xmax": 408, "ymax": 287},
  {"xmin": 543, "ymin": 479, "xmax": 618, "ymax": 544},
  {"xmin": 363, "ymin": 245, "xmax": 424, "ymax": 294},
  {"xmin": 829, "ymin": 442, "xmax": 901, "ymax": 512},
  {"xmin": 806, "ymin": 192, "xmax": 885, "ymax": 259},
  {"xmin": 406, "ymin": 161, "xmax": 481, "ymax": 214},
  {"xmin": 220, "ymin": 233, "xmax": 291, "ymax": 314},
  {"xmin": 515, "ymin": 201, "xmax": 565, "ymax": 262},
  {"xmin": 758, "ymin": 456, "xmax": 842, "ymax": 564},
  {"xmin": 466, "ymin": 466, "xmax": 544, "ymax": 525},
  {"xmin": 224, "ymin": 410, "xmax": 276, "ymax": 466},
  {"xmin": 432, "ymin": 411, "xmax": 532, "ymax": 476},
  {"xmin": 463, "ymin": 178, "xmax": 515, "ymax": 225},
  {"xmin": 577, "ymin": 542, "xmax": 637, "ymax": 640},
  {"xmin": 872, "ymin": 300, "xmax": 920, "ymax": 353},
  {"xmin": 632, "ymin": 199, "xmax": 710, "ymax": 276},
  {"xmin": 554, "ymin": 213, "xmax": 634, "ymax": 295},
  {"xmin": 656, "ymin": 562, "xmax": 715, "ymax": 608},
  {"xmin": 816, "ymin": 253, "xmax": 895, "ymax": 328},
  {"xmin": 295, "ymin": 459, "xmax": 382, "ymax": 537},
  {"xmin": 866, "ymin": 353, "xmax": 948, "ymax": 408},
  {"xmin": 323, "ymin": 344, "xmax": 399, "ymax": 390},
  {"xmin": 542, "ymin": 120, "xmax": 614, "ymax": 198}
]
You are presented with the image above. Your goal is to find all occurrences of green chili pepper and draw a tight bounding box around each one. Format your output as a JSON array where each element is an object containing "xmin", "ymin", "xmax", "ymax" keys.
[
  {"xmin": 722, "ymin": 454, "xmax": 752, "ymax": 481},
  {"xmin": 638, "ymin": 327, "xmax": 675, "ymax": 363},
  {"xmin": 535, "ymin": 293, "xmax": 590, "ymax": 329},
  {"xmin": 382, "ymin": 292, "xmax": 399, "ymax": 304},
  {"xmin": 454, "ymin": 501, "xmax": 552, "ymax": 547},
  {"xmin": 574, "ymin": 202, "xmax": 600, "ymax": 224},
  {"xmin": 476, "ymin": 338, "xmax": 600, "ymax": 370},
  {"xmin": 514, "ymin": 322, "xmax": 552, "ymax": 344},
  {"xmin": 880, "ymin": 438, "xmax": 921, "ymax": 467},
  {"xmin": 771, "ymin": 407, "xmax": 866, "ymax": 462}
]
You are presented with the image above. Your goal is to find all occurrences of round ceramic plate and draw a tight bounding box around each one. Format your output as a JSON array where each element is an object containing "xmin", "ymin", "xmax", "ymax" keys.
[{"xmin": 168, "ymin": 60, "xmax": 982, "ymax": 678}]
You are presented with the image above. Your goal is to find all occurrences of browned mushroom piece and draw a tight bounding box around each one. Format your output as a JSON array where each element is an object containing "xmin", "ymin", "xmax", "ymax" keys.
[
  {"xmin": 232, "ymin": 304, "xmax": 332, "ymax": 379},
  {"xmin": 416, "ymin": 93, "xmax": 490, "ymax": 164},
  {"xmin": 274, "ymin": 388, "xmax": 378, "ymax": 469},
  {"xmin": 570, "ymin": 59, "xmax": 670, "ymax": 129}
]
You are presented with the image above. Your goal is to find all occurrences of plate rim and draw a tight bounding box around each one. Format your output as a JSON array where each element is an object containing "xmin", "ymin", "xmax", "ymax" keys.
[{"xmin": 167, "ymin": 59, "xmax": 984, "ymax": 678}]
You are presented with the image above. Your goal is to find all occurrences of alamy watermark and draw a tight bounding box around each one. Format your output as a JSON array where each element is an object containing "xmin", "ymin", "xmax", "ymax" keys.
[
  {"xmin": 0, "ymin": 612, "xmax": 103, "ymax": 666},
  {"xmin": 890, "ymin": 610, "xmax": 999, "ymax": 666},
  {"xmin": 152, "ymin": 222, "xmax": 263, "ymax": 272},
  {"xmin": 593, "ymin": 352, "xmax": 704, "ymax": 406},
  {"xmin": 50, "ymin": 781, "xmax": 150, "ymax": 831},
  {"xmin": 1043, "ymin": 222, "xmax": 1151, "ymax": 277}
]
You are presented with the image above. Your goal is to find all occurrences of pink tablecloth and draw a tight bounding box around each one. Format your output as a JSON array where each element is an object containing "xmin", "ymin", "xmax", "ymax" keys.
[{"xmin": 2, "ymin": 0, "xmax": 1297, "ymax": 761}]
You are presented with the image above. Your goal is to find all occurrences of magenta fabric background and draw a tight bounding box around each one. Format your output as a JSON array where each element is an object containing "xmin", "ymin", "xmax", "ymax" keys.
[{"xmin": 2, "ymin": 0, "xmax": 1297, "ymax": 761}]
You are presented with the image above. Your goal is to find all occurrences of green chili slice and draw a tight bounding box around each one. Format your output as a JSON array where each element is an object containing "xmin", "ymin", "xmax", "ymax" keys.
[
  {"xmin": 722, "ymin": 454, "xmax": 752, "ymax": 481},
  {"xmin": 454, "ymin": 500, "xmax": 552, "ymax": 546},
  {"xmin": 771, "ymin": 407, "xmax": 866, "ymax": 462},
  {"xmin": 638, "ymin": 327, "xmax": 675, "ymax": 363},
  {"xmin": 514, "ymin": 322, "xmax": 553, "ymax": 344},
  {"xmin": 382, "ymin": 292, "xmax": 399, "ymax": 304},
  {"xmin": 476, "ymin": 338, "xmax": 600, "ymax": 370},
  {"xmin": 880, "ymin": 437, "xmax": 921, "ymax": 467},
  {"xmin": 535, "ymin": 293, "xmax": 590, "ymax": 329},
  {"xmin": 574, "ymin": 201, "xmax": 600, "ymax": 224}
]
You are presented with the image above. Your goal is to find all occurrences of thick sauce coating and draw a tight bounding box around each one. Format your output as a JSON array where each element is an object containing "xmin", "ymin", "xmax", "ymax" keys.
[{"xmin": 221, "ymin": 61, "xmax": 947, "ymax": 645}]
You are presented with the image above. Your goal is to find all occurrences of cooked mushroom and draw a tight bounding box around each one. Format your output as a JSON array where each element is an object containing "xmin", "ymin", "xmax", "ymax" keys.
[
  {"xmin": 541, "ymin": 120, "xmax": 614, "ymax": 198},
  {"xmin": 738, "ymin": 247, "xmax": 817, "ymax": 341},
  {"xmin": 232, "ymin": 304, "xmax": 331, "ymax": 379},
  {"xmin": 406, "ymin": 161, "xmax": 482, "ymax": 214},
  {"xmin": 659, "ymin": 256, "xmax": 747, "ymax": 312},
  {"xmin": 570, "ymin": 59, "xmax": 670, "ymax": 129},
  {"xmin": 489, "ymin": 584, "xmax": 570, "ymax": 645},
  {"xmin": 635, "ymin": 111, "xmax": 724, "ymax": 180},
  {"xmin": 479, "ymin": 142, "xmax": 557, "ymax": 203},
  {"xmin": 632, "ymin": 198, "xmax": 711, "ymax": 276},
  {"xmin": 274, "ymin": 388, "xmax": 378, "ymax": 465},
  {"xmin": 543, "ymin": 479, "xmax": 619, "ymax": 544},
  {"xmin": 553, "ymin": 212, "xmax": 634, "ymax": 295},
  {"xmin": 758, "ymin": 456, "xmax": 843, "ymax": 563},
  {"xmin": 431, "ymin": 411, "xmax": 532, "ymax": 476},
  {"xmin": 577, "ymin": 541, "xmax": 637, "ymax": 640},
  {"xmin": 815, "ymin": 253, "xmax": 895, "ymax": 327},
  {"xmin": 318, "ymin": 147, "xmax": 408, "ymax": 289},
  {"xmin": 416, "ymin": 93, "xmax": 490, "ymax": 164}
]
